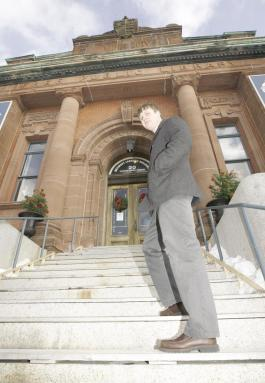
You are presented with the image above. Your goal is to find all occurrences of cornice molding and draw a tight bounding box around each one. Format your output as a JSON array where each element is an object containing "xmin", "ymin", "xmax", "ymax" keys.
[{"xmin": 1, "ymin": 45, "xmax": 265, "ymax": 86}]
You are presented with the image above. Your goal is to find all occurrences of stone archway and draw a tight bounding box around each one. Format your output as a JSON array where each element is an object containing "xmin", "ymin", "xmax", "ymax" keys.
[{"xmin": 64, "ymin": 118, "xmax": 152, "ymax": 248}]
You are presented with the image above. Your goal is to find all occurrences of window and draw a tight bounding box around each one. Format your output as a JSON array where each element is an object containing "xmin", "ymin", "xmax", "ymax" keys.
[
  {"xmin": 215, "ymin": 124, "xmax": 251, "ymax": 179},
  {"xmin": 14, "ymin": 142, "xmax": 46, "ymax": 201},
  {"xmin": 0, "ymin": 101, "xmax": 12, "ymax": 130}
]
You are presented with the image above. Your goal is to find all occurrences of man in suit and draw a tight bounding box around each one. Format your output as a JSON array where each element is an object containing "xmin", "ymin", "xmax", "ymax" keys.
[{"xmin": 138, "ymin": 103, "xmax": 219, "ymax": 352}]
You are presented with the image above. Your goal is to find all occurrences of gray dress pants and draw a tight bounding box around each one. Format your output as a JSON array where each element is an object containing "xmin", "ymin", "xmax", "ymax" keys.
[{"xmin": 143, "ymin": 195, "xmax": 219, "ymax": 338}]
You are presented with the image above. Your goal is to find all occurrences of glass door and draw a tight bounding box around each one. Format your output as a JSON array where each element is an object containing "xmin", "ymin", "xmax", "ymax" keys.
[{"xmin": 106, "ymin": 184, "xmax": 151, "ymax": 245}]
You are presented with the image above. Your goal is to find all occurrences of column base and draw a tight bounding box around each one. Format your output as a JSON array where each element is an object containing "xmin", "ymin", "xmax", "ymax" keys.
[{"xmin": 32, "ymin": 222, "xmax": 63, "ymax": 252}]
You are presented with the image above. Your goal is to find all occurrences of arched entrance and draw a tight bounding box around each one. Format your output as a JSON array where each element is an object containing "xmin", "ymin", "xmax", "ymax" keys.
[
  {"xmin": 72, "ymin": 116, "xmax": 153, "ymax": 247},
  {"xmin": 106, "ymin": 157, "xmax": 151, "ymax": 245}
]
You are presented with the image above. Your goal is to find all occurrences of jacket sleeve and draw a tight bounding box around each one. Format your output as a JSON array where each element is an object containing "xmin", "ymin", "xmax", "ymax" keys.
[{"xmin": 153, "ymin": 119, "xmax": 192, "ymax": 174}]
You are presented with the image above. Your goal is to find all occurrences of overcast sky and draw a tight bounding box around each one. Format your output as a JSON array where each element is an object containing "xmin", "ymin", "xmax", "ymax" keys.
[{"xmin": 1, "ymin": 0, "xmax": 265, "ymax": 66}]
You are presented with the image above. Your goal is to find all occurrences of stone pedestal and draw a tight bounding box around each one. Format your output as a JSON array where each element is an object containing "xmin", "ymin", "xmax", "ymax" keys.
[{"xmin": 32, "ymin": 222, "xmax": 63, "ymax": 252}]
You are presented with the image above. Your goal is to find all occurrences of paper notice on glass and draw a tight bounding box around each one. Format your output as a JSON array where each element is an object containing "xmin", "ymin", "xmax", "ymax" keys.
[{"xmin": 116, "ymin": 212, "xmax": 124, "ymax": 221}]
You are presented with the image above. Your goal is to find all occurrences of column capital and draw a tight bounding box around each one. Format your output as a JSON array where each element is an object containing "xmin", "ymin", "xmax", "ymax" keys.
[
  {"xmin": 56, "ymin": 88, "xmax": 85, "ymax": 107},
  {"xmin": 171, "ymin": 74, "xmax": 201, "ymax": 94}
]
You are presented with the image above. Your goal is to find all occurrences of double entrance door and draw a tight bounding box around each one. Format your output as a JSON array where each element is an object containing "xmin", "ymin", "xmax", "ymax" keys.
[{"xmin": 106, "ymin": 183, "xmax": 151, "ymax": 245}]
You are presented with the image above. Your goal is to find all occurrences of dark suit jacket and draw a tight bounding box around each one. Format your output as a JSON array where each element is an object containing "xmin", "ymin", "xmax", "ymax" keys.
[{"xmin": 144, "ymin": 116, "xmax": 201, "ymax": 210}]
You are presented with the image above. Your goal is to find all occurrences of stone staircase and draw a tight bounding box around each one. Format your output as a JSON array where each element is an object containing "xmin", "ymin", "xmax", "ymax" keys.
[{"xmin": 0, "ymin": 245, "xmax": 264, "ymax": 383}]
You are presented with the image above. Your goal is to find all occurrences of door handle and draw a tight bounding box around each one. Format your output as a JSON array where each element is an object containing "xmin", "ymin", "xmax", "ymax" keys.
[{"xmin": 134, "ymin": 220, "xmax": 137, "ymax": 231}]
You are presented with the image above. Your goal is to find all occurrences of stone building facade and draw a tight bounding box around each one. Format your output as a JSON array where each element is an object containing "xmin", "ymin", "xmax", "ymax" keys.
[{"xmin": 0, "ymin": 17, "xmax": 264, "ymax": 250}]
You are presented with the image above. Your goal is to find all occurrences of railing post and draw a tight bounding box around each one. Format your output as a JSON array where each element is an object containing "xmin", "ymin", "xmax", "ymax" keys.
[
  {"xmin": 40, "ymin": 219, "xmax": 49, "ymax": 258},
  {"xmin": 196, "ymin": 211, "xmax": 209, "ymax": 251},
  {"xmin": 238, "ymin": 206, "xmax": 265, "ymax": 280},
  {"xmin": 207, "ymin": 208, "xmax": 223, "ymax": 261},
  {"xmin": 12, "ymin": 218, "xmax": 27, "ymax": 268}
]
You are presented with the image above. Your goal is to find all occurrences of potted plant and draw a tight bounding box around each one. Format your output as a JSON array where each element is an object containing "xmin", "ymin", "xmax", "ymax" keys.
[
  {"xmin": 18, "ymin": 189, "xmax": 49, "ymax": 237},
  {"xmin": 207, "ymin": 171, "xmax": 240, "ymax": 222}
]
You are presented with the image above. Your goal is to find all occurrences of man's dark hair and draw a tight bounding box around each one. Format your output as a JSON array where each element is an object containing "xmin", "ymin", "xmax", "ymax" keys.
[{"xmin": 137, "ymin": 103, "xmax": 161, "ymax": 117}]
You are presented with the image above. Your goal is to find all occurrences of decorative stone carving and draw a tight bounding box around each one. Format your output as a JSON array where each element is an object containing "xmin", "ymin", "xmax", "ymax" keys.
[
  {"xmin": 121, "ymin": 100, "xmax": 133, "ymax": 123},
  {"xmin": 114, "ymin": 16, "xmax": 138, "ymax": 38},
  {"xmin": 22, "ymin": 111, "xmax": 58, "ymax": 133},
  {"xmin": 171, "ymin": 74, "xmax": 201, "ymax": 94},
  {"xmin": 194, "ymin": 61, "xmax": 235, "ymax": 70},
  {"xmin": 199, "ymin": 94, "xmax": 240, "ymax": 109},
  {"xmin": 205, "ymin": 106, "xmax": 242, "ymax": 118}
]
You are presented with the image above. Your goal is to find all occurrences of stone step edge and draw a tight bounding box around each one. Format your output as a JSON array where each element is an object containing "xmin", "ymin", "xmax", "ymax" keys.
[
  {"xmin": 52, "ymin": 254, "xmax": 145, "ymax": 260},
  {"xmin": 0, "ymin": 280, "xmax": 238, "ymax": 293},
  {"xmin": 0, "ymin": 293, "xmax": 264, "ymax": 304},
  {"xmin": 0, "ymin": 312, "xmax": 264, "ymax": 323},
  {"xmin": 22, "ymin": 266, "xmax": 222, "ymax": 273},
  {"xmin": 0, "ymin": 252, "xmax": 56, "ymax": 279},
  {"xmin": 0, "ymin": 276, "xmax": 237, "ymax": 285},
  {"xmin": 28, "ymin": 266, "xmax": 221, "ymax": 272},
  {"xmin": 2, "ymin": 271, "xmax": 228, "ymax": 281},
  {"xmin": 0, "ymin": 349, "xmax": 264, "ymax": 364},
  {"xmin": 204, "ymin": 250, "xmax": 265, "ymax": 293}
]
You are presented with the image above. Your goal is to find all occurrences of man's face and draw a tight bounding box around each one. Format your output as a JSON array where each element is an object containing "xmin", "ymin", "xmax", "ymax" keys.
[{"xmin": 139, "ymin": 107, "xmax": 161, "ymax": 133}]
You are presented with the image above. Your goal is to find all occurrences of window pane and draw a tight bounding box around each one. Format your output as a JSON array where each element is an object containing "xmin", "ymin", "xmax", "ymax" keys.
[
  {"xmin": 16, "ymin": 178, "xmax": 37, "ymax": 201},
  {"xmin": 21, "ymin": 153, "xmax": 43, "ymax": 176},
  {"xmin": 112, "ymin": 188, "xmax": 128, "ymax": 236},
  {"xmin": 28, "ymin": 143, "xmax": 46, "ymax": 152},
  {"xmin": 0, "ymin": 101, "xmax": 11, "ymax": 129},
  {"xmin": 137, "ymin": 187, "xmax": 151, "ymax": 234},
  {"xmin": 215, "ymin": 126, "xmax": 238, "ymax": 137},
  {"xmin": 218, "ymin": 137, "xmax": 248, "ymax": 161},
  {"xmin": 226, "ymin": 161, "xmax": 251, "ymax": 179}
]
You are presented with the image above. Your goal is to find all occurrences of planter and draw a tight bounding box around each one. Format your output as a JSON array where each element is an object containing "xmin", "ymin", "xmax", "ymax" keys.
[
  {"xmin": 18, "ymin": 211, "xmax": 43, "ymax": 238},
  {"xmin": 206, "ymin": 198, "xmax": 229, "ymax": 224}
]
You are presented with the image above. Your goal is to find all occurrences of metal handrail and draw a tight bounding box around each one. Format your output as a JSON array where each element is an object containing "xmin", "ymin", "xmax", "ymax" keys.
[
  {"xmin": 196, "ymin": 202, "xmax": 265, "ymax": 211},
  {"xmin": 0, "ymin": 215, "xmax": 99, "ymax": 221},
  {"xmin": 194, "ymin": 203, "xmax": 265, "ymax": 281},
  {"xmin": 0, "ymin": 215, "xmax": 99, "ymax": 270}
]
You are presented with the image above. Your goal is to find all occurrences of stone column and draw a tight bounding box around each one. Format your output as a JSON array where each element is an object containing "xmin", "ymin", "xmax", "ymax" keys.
[
  {"xmin": 174, "ymin": 75, "xmax": 218, "ymax": 204},
  {"xmin": 40, "ymin": 92, "xmax": 83, "ymax": 217}
]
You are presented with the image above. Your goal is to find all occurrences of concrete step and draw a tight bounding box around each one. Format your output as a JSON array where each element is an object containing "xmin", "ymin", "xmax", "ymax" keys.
[
  {"xmin": 0, "ymin": 350, "xmax": 265, "ymax": 383},
  {"xmin": 17, "ymin": 268, "xmax": 226, "ymax": 280},
  {"xmin": 53, "ymin": 250, "xmax": 213, "ymax": 261},
  {"xmin": 0, "ymin": 274, "xmax": 237, "ymax": 290},
  {"xmin": 0, "ymin": 280, "xmax": 241, "ymax": 299},
  {"xmin": 30, "ymin": 260, "xmax": 222, "ymax": 271},
  {"xmin": 0, "ymin": 294, "xmax": 264, "ymax": 317},
  {"xmin": 1, "ymin": 347, "xmax": 265, "ymax": 363},
  {"xmin": 45, "ymin": 255, "xmax": 146, "ymax": 264},
  {"xmin": 53, "ymin": 252, "xmax": 146, "ymax": 261},
  {"xmin": 35, "ymin": 260, "xmax": 149, "ymax": 269},
  {"xmin": 72, "ymin": 245, "xmax": 143, "ymax": 253},
  {"xmin": 0, "ymin": 313, "xmax": 264, "ymax": 350},
  {"xmin": 43, "ymin": 258, "xmax": 219, "ymax": 273}
]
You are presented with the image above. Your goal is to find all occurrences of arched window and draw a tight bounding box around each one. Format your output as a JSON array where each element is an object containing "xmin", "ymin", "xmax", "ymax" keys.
[{"xmin": 108, "ymin": 157, "xmax": 149, "ymax": 185}]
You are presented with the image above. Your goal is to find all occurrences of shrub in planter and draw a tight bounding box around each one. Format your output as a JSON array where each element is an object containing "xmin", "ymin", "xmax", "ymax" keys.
[
  {"xmin": 207, "ymin": 171, "xmax": 240, "ymax": 223},
  {"xmin": 18, "ymin": 189, "xmax": 49, "ymax": 237},
  {"xmin": 209, "ymin": 171, "xmax": 240, "ymax": 203}
]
